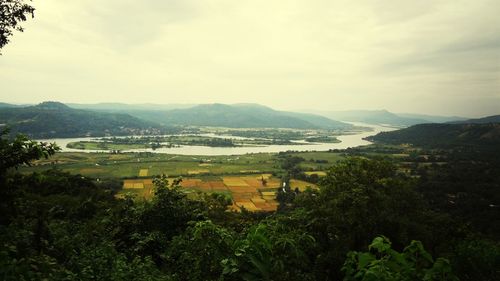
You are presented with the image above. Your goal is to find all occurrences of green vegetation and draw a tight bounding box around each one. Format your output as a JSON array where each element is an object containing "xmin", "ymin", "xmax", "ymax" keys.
[
  {"xmin": 0, "ymin": 101, "xmax": 176, "ymax": 138},
  {"xmin": 216, "ymin": 128, "xmax": 308, "ymax": 140},
  {"xmin": 157, "ymin": 103, "xmax": 353, "ymax": 129},
  {"xmin": 452, "ymin": 114, "xmax": 500, "ymax": 124},
  {"xmin": 23, "ymin": 152, "xmax": 280, "ymax": 178},
  {"xmin": 304, "ymin": 136, "xmax": 341, "ymax": 143},
  {"xmin": 343, "ymin": 236, "xmax": 457, "ymax": 280},
  {"xmin": 369, "ymin": 123, "xmax": 500, "ymax": 148},
  {"xmin": 2, "ymin": 128, "xmax": 500, "ymax": 280},
  {"xmin": 66, "ymin": 135, "xmax": 306, "ymax": 151},
  {"xmin": 67, "ymin": 141, "xmax": 151, "ymax": 150}
]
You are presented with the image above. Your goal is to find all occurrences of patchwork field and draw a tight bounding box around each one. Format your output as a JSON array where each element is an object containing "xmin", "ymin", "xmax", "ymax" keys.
[
  {"xmin": 121, "ymin": 174, "xmax": 282, "ymax": 212},
  {"xmin": 23, "ymin": 151, "xmax": 343, "ymax": 212}
]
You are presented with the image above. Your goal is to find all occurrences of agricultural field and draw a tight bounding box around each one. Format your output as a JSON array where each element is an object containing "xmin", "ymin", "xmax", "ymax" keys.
[
  {"xmin": 288, "ymin": 151, "xmax": 345, "ymax": 170},
  {"xmin": 120, "ymin": 174, "xmax": 282, "ymax": 212},
  {"xmin": 24, "ymin": 152, "xmax": 279, "ymax": 178},
  {"xmin": 304, "ymin": 171, "xmax": 327, "ymax": 177},
  {"xmin": 289, "ymin": 179, "xmax": 318, "ymax": 192},
  {"xmin": 19, "ymin": 144, "xmax": 452, "ymax": 212},
  {"xmin": 20, "ymin": 150, "xmax": 349, "ymax": 212}
]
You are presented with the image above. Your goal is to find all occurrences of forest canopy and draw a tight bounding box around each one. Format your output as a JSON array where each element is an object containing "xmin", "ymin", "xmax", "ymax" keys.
[{"xmin": 1, "ymin": 131, "xmax": 499, "ymax": 280}]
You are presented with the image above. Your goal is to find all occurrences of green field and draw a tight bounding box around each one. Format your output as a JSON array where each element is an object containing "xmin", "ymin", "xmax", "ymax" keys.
[
  {"xmin": 25, "ymin": 152, "xmax": 281, "ymax": 179},
  {"xmin": 67, "ymin": 141, "xmax": 150, "ymax": 150},
  {"xmin": 23, "ymin": 146, "xmax": 423, "ymax": 180}
]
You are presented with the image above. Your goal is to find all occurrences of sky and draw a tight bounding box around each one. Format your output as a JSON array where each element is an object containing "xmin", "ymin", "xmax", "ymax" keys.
[{"xmin": 0, "ymin": 0, "xmax": 499, "ymax": 117}]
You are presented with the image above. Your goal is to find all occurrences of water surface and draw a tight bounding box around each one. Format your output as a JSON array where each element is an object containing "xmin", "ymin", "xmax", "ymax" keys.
[{"xmin": 38, "ymin": 123, "xmax": 396, "ymax": 155}]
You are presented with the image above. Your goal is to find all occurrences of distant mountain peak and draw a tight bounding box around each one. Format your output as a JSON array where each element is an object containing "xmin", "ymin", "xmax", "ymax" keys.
[
  {"xmin": 36, "ymin": 101, "xmax": 70, "ymax": 110},
  {"xmin": 160, "ymin": 103, "xmax": 351, "ymax": 129},
  {"xmin": 0, "ymin": 101, "xmax": 168, "ymax": 138}
]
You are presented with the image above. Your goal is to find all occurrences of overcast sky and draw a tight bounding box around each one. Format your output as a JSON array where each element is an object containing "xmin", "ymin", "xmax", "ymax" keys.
[{"xmin": 0, "ymin": 0, "xmax": 499, "ymax": 117}]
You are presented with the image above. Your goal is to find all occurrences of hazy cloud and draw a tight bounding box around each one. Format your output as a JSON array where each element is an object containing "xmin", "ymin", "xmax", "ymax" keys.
[{"xmin": 0, "ymin": 0, "xmax": 498, "ymax": 117}]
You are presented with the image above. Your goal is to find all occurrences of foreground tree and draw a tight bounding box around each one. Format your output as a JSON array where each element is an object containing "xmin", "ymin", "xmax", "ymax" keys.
[
  {"xmin": 342, "ymin": 236, "xmax": 458, "ymax": 281},
  {"xmin": 0, "ymin": 0, "xmax": 34, "ymax": 52},
  {"xmin": 0, "ymin": 128, "xmax": 58, "ymax": 176}
]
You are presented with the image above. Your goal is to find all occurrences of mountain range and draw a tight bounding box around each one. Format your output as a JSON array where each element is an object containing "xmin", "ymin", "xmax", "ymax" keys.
[
  {"xmin": 153, "ymin": 103, "xmax": 353, "ymax": 129},
  {"xmin": 1, "ymin": 101, "xmax": 495, "ymax": 139},
  {"xmin": 0, "ymin": 102, "xmax": 354, "ymax": 138},
  {"xmin": 0, "ymin": 102, "xmax": 167, "ymax": 138},
  {"xmin": 65, "ymin": 103, "xmax": 354, "ymax": 129},
  {"xmin": 310, "ymin": 109, "xmax": 467, "ymax": 127},
  {"xmin": 450, "ymin": 115, "xmax": 500, "ymax": 124}
]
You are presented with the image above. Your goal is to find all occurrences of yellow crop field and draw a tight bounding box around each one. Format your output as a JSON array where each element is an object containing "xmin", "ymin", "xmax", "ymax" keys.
[
  {"xmin": 239, "ymin": 170, "xmax": 261, "ymax": 173},
  {"xmin": 236, "ymin": 201, "xmax": 259, "ymax": 211},
  {"xmin": 244, "ymin": 179, "xmax": 263, "ymax": 187},
  {"xmin": 304, "ymin": 171, "xmax": 327, "ymax": 176},
  {"xmin": 123, "ymin": 179, "xmax": 155, "ymax": 189},
  {"xmin": 188, "ymin": 169, "xmax": 210, "ymax": 175},
  {"xmin": 261, "ymin": 191, "xmax": 276, "ymax": 196},
  {"xmin": 139, "ymin": 169, "xmax": 148, "ymax": 177},
  {"xmin": 251, "ymin": 197, "xmax": 266, "ymax": 203},
  {"xmin": 223, "ymin": 177, "xmax": 249, "ymax": 187},
  {"xmin": 289, "ymin": 179, "xmax": 318, "ymax": 192},
  {"xmin": 121, "ymin": 174, "xmax": 283, "ymax": 212}
]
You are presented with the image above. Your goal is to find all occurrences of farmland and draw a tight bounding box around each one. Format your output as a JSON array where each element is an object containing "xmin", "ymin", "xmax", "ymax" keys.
[
  {"xmin": 23, "ymin": 151, "xmax": 333, "ymax": 212},
  {"xmin": 26, "ymin": 152, "xmax": 280, "ymax": 178},
  {"xmin": 21, "ymin": 144, "xmax": 447, "ymax": 212},
  {"xmin": 120, "ymin": 174, "xmax": 283, "ymax": 211}
]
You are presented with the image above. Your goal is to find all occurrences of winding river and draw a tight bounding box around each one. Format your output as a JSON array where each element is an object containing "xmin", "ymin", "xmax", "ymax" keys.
[{"xmin": 38, "ymin": 123, "xmax": 397, "ymax": 156}]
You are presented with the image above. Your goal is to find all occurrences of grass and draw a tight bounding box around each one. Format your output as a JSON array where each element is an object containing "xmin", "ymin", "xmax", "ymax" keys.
[{"xmin": 25, "ymin": 152, "xmax": 279, "ymax": 179}]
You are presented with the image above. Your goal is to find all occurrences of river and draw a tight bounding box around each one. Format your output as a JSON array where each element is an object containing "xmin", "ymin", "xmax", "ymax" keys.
[{"xmin": 37, "ymin": 123, "xmax": 397, "ymax": 156}]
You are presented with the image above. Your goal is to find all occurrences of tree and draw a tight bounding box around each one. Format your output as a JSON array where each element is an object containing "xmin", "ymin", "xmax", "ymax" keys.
[
  {"xmin": 166, "ymin": 220, "xmax": 234, "ymax": 281},
  {"xmin": 342, "ymin": 236, "xmax": 458, "ymax": 281},
  {"xmin": 0, "ymin": 128, "xmax": 59, "ymax": 177},
  {"xmin": 292, "ymin": 157, "xmax": 431, "ymax": 279},
  {"xmin": 0, "ymin": 0, "xmax": 35, "ymax": 52}
]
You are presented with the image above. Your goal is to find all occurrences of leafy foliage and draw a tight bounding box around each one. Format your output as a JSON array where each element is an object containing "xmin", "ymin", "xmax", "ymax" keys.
[
  {"xmin": 0, "ymin": 0, "xmax": 34, "ymax": 52},
  {"xmin": 342, "ymin": 236, "xmax": 458, "ymax": 281},
  {"xmin": 1, "ymin": 133, "xmax": 498, "ymax": 280},
  {"xmin": 0, "ymin": 128, "xmax": 59, "ymax": 175}
]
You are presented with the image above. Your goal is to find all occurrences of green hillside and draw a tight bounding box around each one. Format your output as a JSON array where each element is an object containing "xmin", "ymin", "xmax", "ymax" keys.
[
  {"xmin": 451, "ymin": 115, "xmax": 500, "ymax": 124},
  {"xmin": 0, "ymin": 102, "xmax": 170, "ymax": 138},
  {"xmin": 159, "ymin": 103, "xmax": 352, "ymax": 129},
  {"xmin": 368, "ymin": 122, "xmax": 500, "ymax": 148},
  {"xmin": 314, "ymin": 109, "xmax": 466, "ymax": 126}
]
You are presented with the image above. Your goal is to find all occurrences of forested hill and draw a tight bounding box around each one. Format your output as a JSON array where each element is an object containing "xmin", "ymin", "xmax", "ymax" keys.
[
  {"xmin": 368, "ymin": 122, "xmax": 500, "ymax": 148},
  {"xmin": 0, "ymin": 102, "xmax": 169, "ymax": 138},
  {"xmin": 312, "ymin": 109, "xmax": 466, "ymax": 127},
  {"xmin": 450, "ymin": 114, "xmax": 500, "ymax": 124},
  {"xmin": 159, "ymin": 103, "xmax": 353, "ymax": 129}
]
